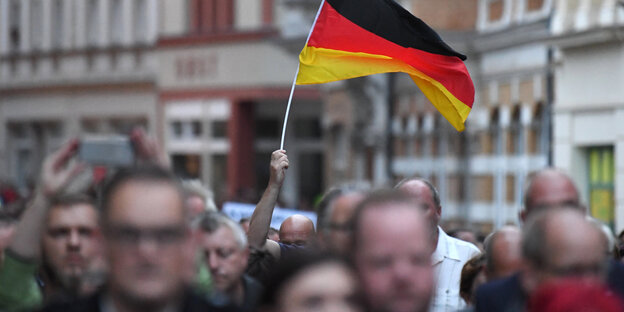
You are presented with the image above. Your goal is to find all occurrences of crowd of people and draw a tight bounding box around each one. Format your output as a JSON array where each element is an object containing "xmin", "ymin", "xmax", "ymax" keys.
[{"xmin": 0, "ymin": 130, "xmax": 623, "ymax": 312}]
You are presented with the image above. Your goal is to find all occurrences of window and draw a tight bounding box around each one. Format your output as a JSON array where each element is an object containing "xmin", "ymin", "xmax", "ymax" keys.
[
  {"xmin": 134, "ymin": 0, "xmax": 147, "ymax": 43},
  {"xmin": 190, "ymin": 0, "xmax": 234, "ymax": 33},
  {"xmin": 51, "ymin": 0, "xmax": 64, "ymax": 49},
  {"xmin": 256, "ymin": 119, "xmax": 280, "ymax": 139},
  {"xmin": 488, "ymin": 0, "xmax": 504, "ymax": 22},
  {"xmin": 526, "ymin": 0, "xmax": 545, "ymax": 12},
  {"xmin": 172, "ymin": 121, "xmax": 183, "ymax": 138},
  {"xmin": 31, "ymin": 0, "xmax": 43, "ymax": 50},
  {"xmin": 588, "ymin": 147, "xmax": 615, "ymax": 227},
  {"xmin": 192, "ymin": 121, "xmax": 203, "ymax": 137},
  {"xmin": 211, "ymin": 121, "xmax": 227, "ymax": 138},
  {"xmin": 9, "ymin": 0, "xmax": 20, "ymax": 51},
  {"xmin": 211, "ymin": 154, "xmax": 228, "ymax": 190},
  {"xmin": 110, "ymin": 0, "xmax": 123, "ymax": 44},
  {"xmin": 86, "ymin": 0, "xmax": 99, "ymax": 46},
  {"xmin": 294, "ymin": 118, "xmax": 321, "ymax": 139}
]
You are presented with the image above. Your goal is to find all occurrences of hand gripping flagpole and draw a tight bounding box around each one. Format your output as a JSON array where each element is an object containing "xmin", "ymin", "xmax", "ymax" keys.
[{"xmin": 279, "ymin": 0, "xmax": 326, "ymax": 151}]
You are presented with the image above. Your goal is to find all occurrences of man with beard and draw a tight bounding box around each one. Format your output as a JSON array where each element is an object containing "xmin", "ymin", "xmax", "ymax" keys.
[
  {"xmin": 0, "ymin": 140, "xmax": 102, "ymax": 311},
  {"xmin": 396, "ymin": 178, "xmax": 480, "ymax": 312},
  {"xmin": 39, "ymin": 165, "xmax": 235, "ymax": 312}
]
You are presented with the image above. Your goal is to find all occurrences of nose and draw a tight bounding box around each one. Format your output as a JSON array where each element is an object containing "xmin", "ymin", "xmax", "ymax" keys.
[
  {"xmin": 207, "ymin": 252, "xmax": 220, "ymax": 270},
  {"xmin": 136, "ymin": 236, "xmax": 159, "ymax": 256},
  {"xmin": 68, "ymin": 230, "xmax": 81, "ymax": 250},
  {"xmin": 392, "ymin": 259, "xmax": 413, "ymax": 284}
]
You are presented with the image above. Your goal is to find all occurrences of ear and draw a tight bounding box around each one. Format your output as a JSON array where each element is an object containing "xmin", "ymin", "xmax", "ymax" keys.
[{"xmin": 519, "ymin": 209, "xmax": 527, "ymax": 223}]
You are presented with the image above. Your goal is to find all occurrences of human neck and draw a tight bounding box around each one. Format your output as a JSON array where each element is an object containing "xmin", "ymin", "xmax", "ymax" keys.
[
  {"xmin": 432, "ymin": 226, "xmax": 440, "ymax": 252},
  {"xmin": 226, "ymin": 280, "xmax": 246, "ymax": 307}
]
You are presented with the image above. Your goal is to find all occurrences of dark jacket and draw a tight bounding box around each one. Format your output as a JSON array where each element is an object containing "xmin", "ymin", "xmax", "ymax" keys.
[
  {"xmin": 474, "ymin": 273, "xmax": 526, "ymax": 312},
  {"xmin": 37, "ymin": 288, "xmax": 239, "ymax": 312}
]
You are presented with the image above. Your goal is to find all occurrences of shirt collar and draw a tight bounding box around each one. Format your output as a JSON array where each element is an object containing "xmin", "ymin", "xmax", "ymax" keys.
[{"xmin": 431, "ymin": 226, "xmax": 461, "ymax": 265}]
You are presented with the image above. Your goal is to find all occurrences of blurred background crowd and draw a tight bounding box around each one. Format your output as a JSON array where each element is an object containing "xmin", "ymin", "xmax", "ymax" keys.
[{"xmin": 3, "ymin": 0, "xmax": 624, "ymax": 311}]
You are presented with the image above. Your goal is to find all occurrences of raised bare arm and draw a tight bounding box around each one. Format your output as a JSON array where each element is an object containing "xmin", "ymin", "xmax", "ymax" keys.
[{"xmin": 247, "ymin": 150, "xmax": 288, "ymax": 258}]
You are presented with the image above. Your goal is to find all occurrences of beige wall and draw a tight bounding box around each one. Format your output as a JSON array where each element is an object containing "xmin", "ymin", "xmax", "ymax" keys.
[{"xmin": 158, "ymin": 41, "xmax": 299, "ymax": 89}]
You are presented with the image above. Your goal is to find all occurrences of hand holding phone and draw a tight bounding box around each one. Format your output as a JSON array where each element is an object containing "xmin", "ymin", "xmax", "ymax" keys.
[{"xmin": 78, "ymin": 136, "xmax": 135, "ymax": 167}]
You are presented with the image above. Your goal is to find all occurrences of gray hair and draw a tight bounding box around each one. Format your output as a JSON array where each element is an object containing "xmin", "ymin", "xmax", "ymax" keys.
[
  {"xmin": 182, "ymin": 179, "xmax": 218, "ymax": 212},
  {"xmin": 199, "ymin": 212, "xmax": 248, "ymax": 249}
]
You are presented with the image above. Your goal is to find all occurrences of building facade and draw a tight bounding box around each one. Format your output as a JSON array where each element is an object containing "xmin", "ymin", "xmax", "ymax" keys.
[
  {"xmin": 0, "ymin": 0, "xmax": 159, "ymax": 192},
  {"xmin": 157, "ymin": 0, "xmax": 325, "ymax": 208},
  {"xmin": 322, "ymin": 0, "xmax": 552, "ymax": 229},
  {"xmin": 550, "ymin": 0, "xmax": 624, "ymax": 231}
]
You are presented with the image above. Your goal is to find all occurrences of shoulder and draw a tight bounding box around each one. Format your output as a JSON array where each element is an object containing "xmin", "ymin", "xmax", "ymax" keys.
[
  {"xmin": 474, "ymin": 274, "xmax": 524, "ymax": 311},
  {"xmin": 35, "ymin": 294, "xmax": 100, "ymax": 312},
  {"xmin": 444, "ymin": 232, "xmax": 481, "ymax": 259},
  {"xmin": 183, "ymin": 290, "xmax": 240, "ymax": 312}
]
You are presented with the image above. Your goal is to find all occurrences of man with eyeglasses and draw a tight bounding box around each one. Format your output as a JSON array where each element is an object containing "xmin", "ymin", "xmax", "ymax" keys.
[
  {"xmin": 316, "ymin": 185, "xmax": 367, "ymax": 255},
  {"xmin": 39, "ymin": 165, "xmax": 235, "ymax": 311}
]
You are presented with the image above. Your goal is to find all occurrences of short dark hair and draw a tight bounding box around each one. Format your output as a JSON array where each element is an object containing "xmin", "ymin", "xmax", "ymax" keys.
[
  {"xmin": 99, "ymin": 165, "xmax": 183, "ymax": 225},
  {"xmin": 260, "ymin": 251, "xmax": 355, "ymax": 309},
  {"xmin": 49, "ymin": 193, "xmax": 96, "ymax": 210},
  {"xmin": 395, "ymin": 177, "xmax": 441, "ymax": 207},
  {"xmin": 316, "ymin": 182, "xmax": 370, "ymax": 233},
  {"xmin": 460, "ymin": 253, "xmax": 485, "ymax": 303}
]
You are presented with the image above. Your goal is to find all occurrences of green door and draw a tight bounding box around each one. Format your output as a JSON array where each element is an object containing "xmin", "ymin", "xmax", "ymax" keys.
[{"xmin": 588, "ymin": 147, "xmax": 615, "ymax": 227}]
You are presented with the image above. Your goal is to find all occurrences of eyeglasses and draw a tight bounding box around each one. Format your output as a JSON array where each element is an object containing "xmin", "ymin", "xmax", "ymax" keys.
[{"xmin": 105, "ymin": 224, "xmax": 187, "ymax": 247}]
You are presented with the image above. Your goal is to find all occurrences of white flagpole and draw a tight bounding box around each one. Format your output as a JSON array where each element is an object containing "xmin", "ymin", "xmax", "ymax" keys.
[{"xmin": 279, "ymin": 0, "xmax": 327, "ymax": 151}]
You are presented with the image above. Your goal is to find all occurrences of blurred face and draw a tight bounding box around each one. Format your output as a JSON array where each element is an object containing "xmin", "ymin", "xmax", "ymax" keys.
[
  {"xmin": 523, "ymin": 214, "xmax": 608, "ymax": 294},
  {"xmin": 354, "ymin": 204, "xmax": 434, "ymax": 312},
  {"xmin": 539, "ymin": 224, "xmax": 606, "ymax": 283},
  {"xmin": 201, "ymin": 226, "xmax": 249, "ymax": 294},
  {"xmin": 326, "ymin": 194, "xmax": 363, "ymax": 254},
  {"xmin": 277, "ymin": 262, "xmax": 363, "ymax": 312},
  {"xmin": 489, "ymin": 229, "xmax": 523, "ymax": 281},
  {"xmin": 397, "ymin": 181, "xmax": 440, "ymax": 235},
  {"xmin": 523, "ymin": 172, "xmax": 580, "ymax": 220},
  {"xmin": 104, "ymin": 181, "xmax": 189, "ymax": 307},
  {"xmin": 185, "ymin": 195, "xmax": 205, "ymax": 221},
  {"xmin": 42, "ymin": 204, "xmax": 100, "ymax": 288}
]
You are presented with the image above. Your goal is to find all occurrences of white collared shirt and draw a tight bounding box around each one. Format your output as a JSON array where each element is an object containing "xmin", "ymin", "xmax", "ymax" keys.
[{"xmin": 430, "ymin": 226, "xmax": 481, "ymax": 312}]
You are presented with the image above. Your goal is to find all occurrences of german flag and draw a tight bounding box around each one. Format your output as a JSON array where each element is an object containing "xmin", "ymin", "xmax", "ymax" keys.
[{"xmin": 296, "ymin": 0, "xmax": 474, "ymax": 131}]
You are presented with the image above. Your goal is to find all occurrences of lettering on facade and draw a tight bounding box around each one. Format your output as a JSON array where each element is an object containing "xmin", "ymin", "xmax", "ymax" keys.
[{"xmin": 175, "ymin": 54, "xmax": 218, "ymax": 80}]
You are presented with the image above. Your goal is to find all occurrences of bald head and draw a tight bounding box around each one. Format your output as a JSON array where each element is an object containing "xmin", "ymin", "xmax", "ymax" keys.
[
  {"xmin": 485, "ymin": 226, "xmax": 522, "ymax": 281},
  {"xmin": 522, "ymin": 169, "xmax": 581, "ymax": 221},
  {"xmin": 279, "ymin": 214, "xmax": 315, "ymax": 246},
  {"xmin": 396, "ymin": 178, "xmax": 441, "ymax": 236}
]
